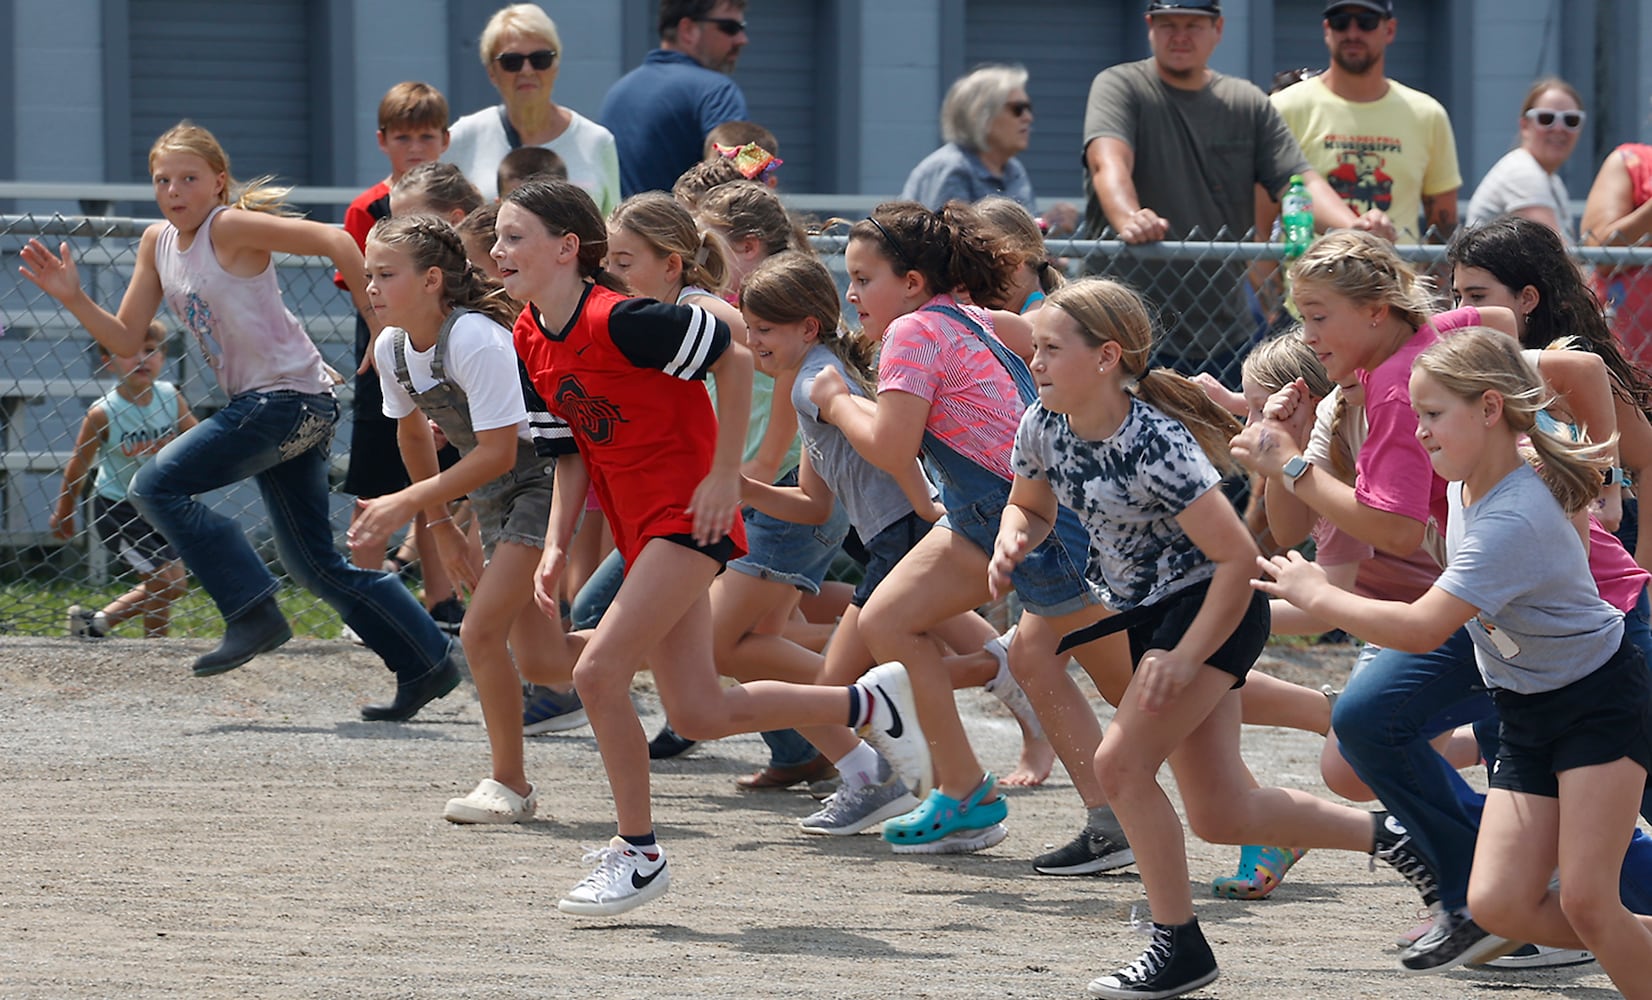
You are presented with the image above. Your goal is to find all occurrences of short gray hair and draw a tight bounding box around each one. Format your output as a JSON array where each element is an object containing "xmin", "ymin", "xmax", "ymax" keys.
[{"xmin": 940, "ymin": 64, "xmax": 1028, "ymax": 151}]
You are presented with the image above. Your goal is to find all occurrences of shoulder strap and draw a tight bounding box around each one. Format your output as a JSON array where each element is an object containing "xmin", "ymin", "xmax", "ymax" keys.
[
  {"xmin": 498, "ymin": 106, "xmax": 523, "ymax": 150},
  {"xmin": 429, "ymin": 306, "xmax": 472, "ymax": 383},
  {"xmin": 390, "ymin": 329, "xmax": 417, "ymax": 397},
  {"xmin": 920, "ymin": 302, "xmax": 1037, "ymax": 407}
]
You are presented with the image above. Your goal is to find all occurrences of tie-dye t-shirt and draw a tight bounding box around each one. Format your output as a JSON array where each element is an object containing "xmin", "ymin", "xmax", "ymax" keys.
[{"xmin": 1013, "ymin": 396, "xmax": 1222, "ymax": 610}]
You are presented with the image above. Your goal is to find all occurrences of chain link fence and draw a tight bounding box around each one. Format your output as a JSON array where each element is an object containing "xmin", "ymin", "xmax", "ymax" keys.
[{"xmin": 5, "ymin": 212, "xmax": 1652, "ymax": 638}]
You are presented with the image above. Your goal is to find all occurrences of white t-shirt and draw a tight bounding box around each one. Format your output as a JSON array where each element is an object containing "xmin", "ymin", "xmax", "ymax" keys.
[
  {"xmin": 1466, "ymin": 148, "xmax": 1572, "ymax": 239},
  {"xmin": 374, "ymin": 311, "xmax": 530, "ymax": 439},
  {"xmin": 445, "ymin": 106, "xmax": 621, "ymax": 212}
]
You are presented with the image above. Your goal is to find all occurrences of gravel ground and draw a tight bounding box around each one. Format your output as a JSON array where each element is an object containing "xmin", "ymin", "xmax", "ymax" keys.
[{"xmin": 0, "ymin": 636, "xmax": 1625, "ymax": 999}]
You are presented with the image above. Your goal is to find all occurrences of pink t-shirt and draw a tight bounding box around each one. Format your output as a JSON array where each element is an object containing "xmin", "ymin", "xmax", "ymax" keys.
[
  {"xmin": 1313, "ymin": 517, "xmax": 1437, "ymax": 603},
  {"xmin": 1354, "ymin": 306, "xmax": 1481, "ymax": 533},
  {"xmin": 877, "ymin": 294, "xmax": 1023, "ymax": 479}
]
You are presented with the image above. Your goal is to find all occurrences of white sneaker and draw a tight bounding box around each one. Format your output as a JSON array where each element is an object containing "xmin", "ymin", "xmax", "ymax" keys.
[
  {"xmin": 557, "ymin": 836, "xmax": 670, "ymax": 916},
  {"xmin": 980, "ymin": 626, "xmax": 1043, "ymax": 739},
  {"xmin": 1482, "ymin": 943, "xmax": 1595, "ymax": 970},
  {"xmin": 443, "ymin": 778, "xmax": 537, "ymax": 825},
  {"xmin": 856, "ymin": 662, "xmax": 933, "ymax": 797},
  {"xmin": 68, "ymin": 605, "xmax": 108, "ymax": 639}
]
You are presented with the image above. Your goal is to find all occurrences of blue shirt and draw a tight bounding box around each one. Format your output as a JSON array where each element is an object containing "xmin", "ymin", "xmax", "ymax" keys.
[
  {"xmin": 899, "ymin": 143, "xmax": 1035, "ymax": 213},
  {"xmin": 599, "ymin": 49, "xmax": 748, "ymax": 197}
]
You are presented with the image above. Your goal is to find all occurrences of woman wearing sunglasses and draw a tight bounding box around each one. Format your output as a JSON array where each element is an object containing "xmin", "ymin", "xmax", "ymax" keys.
[
  {"xmin": 1466, "ymin": 77, "xmax": 1587, "ymax": 239},
  {"xmin": 445, "ymin": 3, "xmax": 620, "ymax": 211},
  {"xmin": 900, "ymin": 64, "xmax": 1042, "ymax": 217}
]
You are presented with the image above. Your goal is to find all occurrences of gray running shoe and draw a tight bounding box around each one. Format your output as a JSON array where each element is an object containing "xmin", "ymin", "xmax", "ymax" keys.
[{"xmin": 800, "ymin": 760, "xmax": 920, "ymax": 836}]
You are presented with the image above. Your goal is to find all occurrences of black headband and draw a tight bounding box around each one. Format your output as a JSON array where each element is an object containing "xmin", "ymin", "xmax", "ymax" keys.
[{"xmin": 866, "ymin": 216, "xmax": 916, "ymax": 272}]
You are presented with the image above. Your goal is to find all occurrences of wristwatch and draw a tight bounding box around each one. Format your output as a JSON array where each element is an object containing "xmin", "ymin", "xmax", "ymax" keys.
[{"xmin": 1281, "ymin": 455, "xmax": 1310, "ymax": 494}]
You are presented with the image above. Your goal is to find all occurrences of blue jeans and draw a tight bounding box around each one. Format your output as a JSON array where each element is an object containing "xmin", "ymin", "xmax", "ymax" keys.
[
  {"xmin": 1331, "ymin": 628, "xmax": 1494, "ymax": 911},
  {"xmin": 129, "ymin": 391, "xmax": 451, "ymax": 679}
]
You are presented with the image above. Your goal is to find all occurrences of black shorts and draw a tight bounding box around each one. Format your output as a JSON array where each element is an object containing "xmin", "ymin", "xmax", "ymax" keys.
[
  {"xmin": 1055, "ymin": 577, "xmax": 1270, "ymax": 687},
  {"xmin": 850, "ymin": 512, "xmax": 932, "ymax": 607},
  {"xmin": 1489, "ymin": 636, "xmax": 1652, "ymax": 798},
  {"xmin": 660, "ymin": 532, "xmax": 738, "ymax": 571},
  {"xmin": 343, "ymin": 315, "xmax": 413, "ymax": 499},
  {"xmin": 91, "ymin": 496, "xmax": 177, "ymax": 574}
]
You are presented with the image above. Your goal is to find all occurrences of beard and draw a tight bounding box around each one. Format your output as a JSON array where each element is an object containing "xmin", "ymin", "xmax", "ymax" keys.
[{"xmin": 1333, "ymin": 46, "xmax": 1378, "ymax": 75}]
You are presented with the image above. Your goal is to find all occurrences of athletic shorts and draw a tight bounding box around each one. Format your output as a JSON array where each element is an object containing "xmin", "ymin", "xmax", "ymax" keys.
[
  {"xmin": 91, "ymin": 495, "xmax": 177, "ymax": 575},
  {"xmin": 1489, "ymin": 637, "xmax": 1652, "ymax": 798},
  {"xmin": 1055, "ymin": 577, "xmax": 1270, "ymax": 687}
]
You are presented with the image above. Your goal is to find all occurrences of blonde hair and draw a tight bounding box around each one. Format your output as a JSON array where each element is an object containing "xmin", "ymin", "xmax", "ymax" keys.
[
  {"xmin": 367, "ymin": 216, "xmax": 518, "ymax": 329},
  {"xmin": 1287, "ymin": 229, "xmax": 1438, "ymax": 332},
  {"xmin": 741, "ymin": 251, "xmax": 877, "ymax": 395},
  {"xmin": 479, "ymin": 3, "xmax": 561, "ymax": 64},
  {"xmin": 148, "ymin": 121, "xmax": 293, "ymax": 216},
  {"xmin": 1413, "ymin": 327, "xmax": 1612, "ymax": 514},
  {"xmin": 392, "ymin": 162, "xmax": 483, "ymax": 217},
  {"xmin": 610, "ymin": 192, "xmax": 732, "ymax": 295},
  {"xmin": 1045, "ymin": 278, "xmax": 1242, "ymax": 474},
  {"xmin": 1241, "ymin": 330, "xmax": 1333, "ymax": 400}
]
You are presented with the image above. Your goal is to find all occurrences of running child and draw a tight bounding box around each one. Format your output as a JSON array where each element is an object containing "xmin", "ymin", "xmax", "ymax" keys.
[
  {"xmin": 348, "ymin": 215, "xmax": 581, "ymax": 823},
  {"xmin": 1255, "ymin": 327, "xmax": 1652, "ymax": 997},
  {"xmin": 51, "ymin": 319, "xmax": 195, "ymax": 638},
  {"xmin": 18, "ymin": 121, "xmax": 461, "ymax": 719},
  {"xmin": 498, "ymin": 180, "xmax": 930, "ymax": 916}
]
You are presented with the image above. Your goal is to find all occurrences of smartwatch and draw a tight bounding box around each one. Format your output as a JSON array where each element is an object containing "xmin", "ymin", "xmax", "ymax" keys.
[
  {"xmin": 1281, "ymin": 455, "xmax": 1310, "ymax": 494},
  {"xmin": 1605, "ymin": 466, "xmax": 1632, "ymax": 488}
]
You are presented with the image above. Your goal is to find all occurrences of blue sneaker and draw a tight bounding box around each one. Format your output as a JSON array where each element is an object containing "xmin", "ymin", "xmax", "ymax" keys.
[{"xmin": 523, "ymin": 684, "xmax": 588, "ymax": 735}]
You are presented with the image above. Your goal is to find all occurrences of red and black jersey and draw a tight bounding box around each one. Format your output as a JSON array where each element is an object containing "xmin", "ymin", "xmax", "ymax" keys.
[
  {"xmin": 334, "ymin": 180, "xmax": 391, "ymax": 290},
  {"xmin": 514, "ymin": 282, "xmax": 746, "ymax": 566}
]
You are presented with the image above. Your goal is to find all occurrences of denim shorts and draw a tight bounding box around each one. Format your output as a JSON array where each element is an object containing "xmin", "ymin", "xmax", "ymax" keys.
[
  {"xmin": 939, "ymin": 495, "xmax": 1100, "ymax": 617},
  {"xmin": 852, "ymin": 511, "xmax": 932, "ymax": 607},
  {"xmin": 470, "ymin": 460, "xmax": 554, "ymax": 553},
  {"xmin": 1489, "ymin": 636, "xmax": 1652, "ymax": 798},
  {"xmin": 728, "ymin": 469, "xmax": 851, "ymax": 595}
]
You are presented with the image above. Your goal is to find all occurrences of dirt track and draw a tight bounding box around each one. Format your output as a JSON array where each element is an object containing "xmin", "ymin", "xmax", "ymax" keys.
[{"xmin": 0, "ymin": 636, "xmax": 1626, "ymax": 998}]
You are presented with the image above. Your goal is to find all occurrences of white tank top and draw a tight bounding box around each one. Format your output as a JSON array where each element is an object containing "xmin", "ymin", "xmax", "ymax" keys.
[{"xmin": 155, "ymin": 206, "xmax": 332, "ymax": 397}]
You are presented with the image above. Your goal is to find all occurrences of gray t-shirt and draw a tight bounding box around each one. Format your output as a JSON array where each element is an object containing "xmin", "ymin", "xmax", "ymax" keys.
[
  {"xmin": 1012, "ymin": 396, "xmax": 1220, "ymax": 610},
  {"xmin": 1080, "ymin": 59, "xmax": 1308, "ymax": 363},
  {"xmin": 1434, "ymin": 464, "xmax": 1622, "ymax": 694},
  {"xmin": 793, "ymin": 344, "xmax": 916, "ymax": 540}
]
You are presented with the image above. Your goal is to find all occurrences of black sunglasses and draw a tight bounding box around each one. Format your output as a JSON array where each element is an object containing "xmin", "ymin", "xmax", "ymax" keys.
[
  {"xmin": 695, "ymin": 16, "xmax": 747, "ymax": 36},
  {"xmin": 1326, "ymin": 10, "xmax": 1385, "ymax": 32},
  {"xmin": 1525, "ymin": 108, "xmax": 1586, "ymax": 131},
  {"xmin": 494, "ymin": 49, "xmax": 556, "ymax": 72},
  {"xmin": 1007, "ymin": 100, "xmax": 1034, "ymax": 117}
]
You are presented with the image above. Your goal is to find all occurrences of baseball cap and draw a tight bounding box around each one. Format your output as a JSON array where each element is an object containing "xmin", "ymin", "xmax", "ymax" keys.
[
  {"xmin": 1146, "ymin": 1, "xmax": 1222, "ymax": 16},
  {"xmin": 1323, "ymin": 0, "xmax": 1392, "ymax": 15}
]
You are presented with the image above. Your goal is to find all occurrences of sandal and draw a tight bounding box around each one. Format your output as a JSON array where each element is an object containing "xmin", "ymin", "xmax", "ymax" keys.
[
  {"xmin": 882, "ymin": 772, "xmax": 1008, "ymax": 854},
  {"xmin": 1211, "ymin": 845, "xmax": 1307, "ymax": 900}
]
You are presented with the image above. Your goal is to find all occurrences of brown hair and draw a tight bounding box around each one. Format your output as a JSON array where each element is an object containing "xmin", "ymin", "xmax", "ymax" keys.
[
  {"xmin": 672, "ymin": 158, "xmax": 746, "ymax": 209},
  {"xmin": 148, "ymin": 121, "xmax": 293, "ymax": 216},
  {"xmin": 498, "ymin": 146, "xmax": 567, "ymax": 189},
  {"xmin": 976, "ymin": 196, "xmax": 1064, "ymax": 298},
  {"xmin": 1045, "ymin": 278, "xmax": 1242, "ymax": 474},
  {"xmin": 696, "ymin": 180, "xmax": 808, "ymax": 257},
  {"xmin": 703, "ymin": 120, "xmax": 779, "ymax": 160},
  {"xmin": 367, "ymin": 215, "xmax": 519, "ymax": 328},
  {"xmin": 847, "ymin": 200, "xmax": 1018, "ymax": 309},
  {"xmin": 741, "ymin": 251, "xmax": 876, "ymax": 395},
  {"xmin": 393, "ymin": 162, "xmax": 484, "ymax": 217},
  {"xmin": 609, "ymin": 192, "xmax": 733, "ymax": 295},
  {"xmin": 377, "ymin": 81, "xmax": 449, "ymax": 133},
  {"xmin": 503, "ymin": 180, "xmax": 628, "ymax": 293}
]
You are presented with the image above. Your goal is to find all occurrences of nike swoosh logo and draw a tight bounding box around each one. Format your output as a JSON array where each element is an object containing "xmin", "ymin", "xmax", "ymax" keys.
[
  {"xmin": 873, "ymin": 684, "xmax": 903, "ymax": 739},
  {"xmin": 631, "ymin": 859, "xmax": 665, "ymax": 890}
]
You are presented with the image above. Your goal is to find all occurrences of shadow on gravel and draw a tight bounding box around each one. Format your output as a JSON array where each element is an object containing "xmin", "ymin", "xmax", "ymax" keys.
[
  {"xmin": 637, "ymin": 923, "xmax": 947, "ymax": 959},
  {"xmin": 196, "ymin": 721, "xmax": 465, "ymax": 741}
]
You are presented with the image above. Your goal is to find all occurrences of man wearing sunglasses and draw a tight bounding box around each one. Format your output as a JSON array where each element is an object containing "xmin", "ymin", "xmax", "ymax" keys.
[
  {"xmin": 1267, "ymin": 0, "xmax": 1461, "ymax": 244},
  {"xmin": 1081, "ymin": 0, "xmax": 1366, "ymax": 383},
  {"xmin": 601, "ymin": 0, "xmax": 751, "ymax": 198}
]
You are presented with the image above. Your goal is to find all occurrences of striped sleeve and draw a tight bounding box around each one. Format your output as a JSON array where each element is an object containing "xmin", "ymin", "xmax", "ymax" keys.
[
  {"xmin": 519, "ymin": 360, "xmax": 577, "ymax": 457},
  {"xmin": 608, "ymin": 298, "xmax": 730, "ymax": 380}
]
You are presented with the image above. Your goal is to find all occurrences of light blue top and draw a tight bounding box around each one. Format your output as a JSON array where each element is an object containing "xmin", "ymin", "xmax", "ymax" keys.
[{"xmin": 899, "ymin": 143, "xmax": 1035, "ymax": 213}]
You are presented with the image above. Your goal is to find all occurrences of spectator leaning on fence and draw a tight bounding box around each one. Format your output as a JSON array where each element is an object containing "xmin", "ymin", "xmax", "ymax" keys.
[
  {"xmin": 17, "ymin": 121, "xmax": 465, "ymax": 723},
  {"xmin": 1581, "ymin": 130, "xmax": 1652, "ymax": 365},
  {"xmin": 1264, "ymin": 0, "xmax": 1458, "ymax": 243},
  {"xmin": 1080, "ymin": 0, "xmax": 1371, "ymax": 382},
  {"xmin": 600, "ymin": 0, "xmax": 749, "ymax": 198},
  {"xmin": 50, "ymin": 319, "xmax": 195, "ymax": 640}
]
